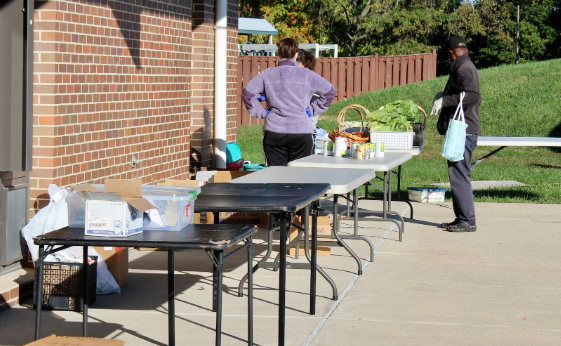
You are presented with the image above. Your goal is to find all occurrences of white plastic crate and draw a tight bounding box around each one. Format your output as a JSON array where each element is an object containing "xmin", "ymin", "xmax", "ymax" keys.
[
  {"xmin": 407, "ymin": 187, "xmax": 446, "ymax": 203},
  {"xmin": 370, "ymin": 131, "xmax": 414, "ymax": 149}
]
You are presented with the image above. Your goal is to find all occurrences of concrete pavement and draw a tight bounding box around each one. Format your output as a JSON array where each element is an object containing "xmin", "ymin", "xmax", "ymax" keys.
[{"xmin": 1, "ymin": 199, "xmax": 560, "ymax": 345}]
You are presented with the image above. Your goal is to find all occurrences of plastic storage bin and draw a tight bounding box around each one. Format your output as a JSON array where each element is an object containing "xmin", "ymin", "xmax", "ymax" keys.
[
  {"xmin": 34, "ymin": 256, "xmax": 97, "ymax": 311},
  {"xmin": 407, "ymin": 187, "xmax": 446, "ymax": 203},
  {"xmin": 141, "ymin": 185, "xmax": 200, "ymax": 231},
  {"xmin": 67, "ymin": 184, "xmax": 200, "ymax": 231}
]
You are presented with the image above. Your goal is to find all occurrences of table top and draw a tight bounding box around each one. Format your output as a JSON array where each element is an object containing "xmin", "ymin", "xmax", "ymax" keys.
[
  {"xmin": 229, "ymin": 166, "xmax": 376, "ymax": 195},
  {"xmin": 34, "ymin": 224, "xmax": 259, "ymax": 251},
  {"xmin": 387, "ymin": 147, "xmax": 421, "ymax": 156},
  {"xmin": 287, "ymin": 152, "xmax": 413, "ymax": 171},
  {"xmin": 477, "ymin": 136, "xmax": 561, "ymax": 147},
  {"xmin": 195, "ymin": 183, "xmax": 330, "ymax": 213}
]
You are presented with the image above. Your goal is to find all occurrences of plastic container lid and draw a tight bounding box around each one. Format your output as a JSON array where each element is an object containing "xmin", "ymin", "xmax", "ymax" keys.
[
  {"xmin": 243, "ymin": 163, "xmax": 266, "ymax": 171},
  {"xmin": 407, "ymin": 187, "xmax": 446, "ymax": 192}
]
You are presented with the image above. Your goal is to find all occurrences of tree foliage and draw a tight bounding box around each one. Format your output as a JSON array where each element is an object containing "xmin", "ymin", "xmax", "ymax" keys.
[{"xmin": 239, "ymin": 0, "xmax": 561, "ymax": 69}]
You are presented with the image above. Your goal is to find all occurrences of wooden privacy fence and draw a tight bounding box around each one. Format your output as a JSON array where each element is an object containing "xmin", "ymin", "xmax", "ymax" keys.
[{"xmin": 236, "ymin": 49, "xmax": 437, "ymax": 128}]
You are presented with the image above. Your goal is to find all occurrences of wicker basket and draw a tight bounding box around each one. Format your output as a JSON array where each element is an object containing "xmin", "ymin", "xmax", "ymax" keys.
[{"xmin": 328, "ymin": 104, "xmax": 371, "ymax": 143}]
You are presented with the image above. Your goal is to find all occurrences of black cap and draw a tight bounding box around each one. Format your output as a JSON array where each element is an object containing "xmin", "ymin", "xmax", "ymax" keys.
[{"xmin": 448, "ymin": 36, "xmax": 468, "ymax": 49}]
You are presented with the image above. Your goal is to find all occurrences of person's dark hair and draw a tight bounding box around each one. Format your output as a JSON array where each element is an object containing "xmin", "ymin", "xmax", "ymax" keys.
[
  {"xmin": 277, "ymin": 38, "xmax": 299, "ymax": 59},
  {"xmin": 297, "ymin": 49, "xmax": 316, "ymax": 70}
]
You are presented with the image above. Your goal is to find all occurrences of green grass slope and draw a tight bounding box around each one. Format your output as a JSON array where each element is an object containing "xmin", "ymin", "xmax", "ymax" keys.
[{"xmin": 237, "ymin": 59, "xmax": 561, "ymax": 203}]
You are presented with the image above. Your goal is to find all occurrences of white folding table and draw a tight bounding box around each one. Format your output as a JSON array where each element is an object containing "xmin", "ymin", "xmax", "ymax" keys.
[
  {"xmin": 288, "ymin": 152, "xmax": 413, "ymax": 244},
  {"xmin": 473, "ymin": 136, "xmax": 561, "ymax": 167},
  {"xmin": 231, "ymin": 166, "xmax": 377, "ymax": 277}
]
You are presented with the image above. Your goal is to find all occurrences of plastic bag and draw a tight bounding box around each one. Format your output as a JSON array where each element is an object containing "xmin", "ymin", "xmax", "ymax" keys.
[
  {"xmin": 22, "ymin": 184, "xmax": 121, "ymax": 294},
  {"xmin": 64, "ymin": 247, "xmax": 121, "ymax": 295},
  {"xmin": 21, "ymin": 184, "xmax": 70, "ymax": 263},
  {"xmin": 442, "ymin": 92, "xmax": 468, "ymax": 162}
]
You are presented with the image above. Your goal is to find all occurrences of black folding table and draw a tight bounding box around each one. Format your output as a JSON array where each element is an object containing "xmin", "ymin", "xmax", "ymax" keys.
[
  {"xmin": 194, "ymin": 183, "xmax": 330, "ymax": 346},
  {"xmin": 33, "ymin": 223, "xmax": 258, "ymax": 346}
]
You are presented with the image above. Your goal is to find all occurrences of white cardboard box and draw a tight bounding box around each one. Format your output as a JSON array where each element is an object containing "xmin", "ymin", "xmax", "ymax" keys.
[{"xmin": 84, "ymin": 192, "xmax": 144, "ymax": 237}]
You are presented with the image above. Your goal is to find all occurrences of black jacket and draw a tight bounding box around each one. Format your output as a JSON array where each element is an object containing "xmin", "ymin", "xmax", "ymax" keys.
[{"xmin": 437, "ymin": 54, "xmax": 481, "ymax": 135}]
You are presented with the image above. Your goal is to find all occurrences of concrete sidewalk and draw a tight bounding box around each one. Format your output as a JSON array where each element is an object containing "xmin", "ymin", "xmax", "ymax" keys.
[{"xmin": 1, "ymin": 199, "xmax": 560, "ymax": 345}]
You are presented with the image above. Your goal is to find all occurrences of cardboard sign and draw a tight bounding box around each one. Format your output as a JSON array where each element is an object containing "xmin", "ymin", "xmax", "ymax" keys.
[
  {"xmin": 206, "ymin": 211, "xmax": 269, "ymax": 228},
  {"xmin": 289, "ymin": 215, "xmax": 332, "ymax": 256},
  {"xmin": 93, "ymin": 246, "xmax": 128, "ymax": 288}
]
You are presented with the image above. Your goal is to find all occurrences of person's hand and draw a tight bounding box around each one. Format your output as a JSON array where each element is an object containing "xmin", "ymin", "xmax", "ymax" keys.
[{"xmin": 430, "ymin": 92, "xmax": 444, "ymax": 115}]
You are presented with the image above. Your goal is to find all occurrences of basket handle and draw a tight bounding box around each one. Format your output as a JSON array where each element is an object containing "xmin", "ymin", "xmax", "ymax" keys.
[
  {"xmin": 416, "ymin": 105, "xmax": 428, "ymax": 131},
  {"xmin": 337, "ymin": 104, "xmax": 370, "ymax": 132}
]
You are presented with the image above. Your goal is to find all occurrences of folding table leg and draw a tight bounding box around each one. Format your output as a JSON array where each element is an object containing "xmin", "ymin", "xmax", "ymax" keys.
[
  {"xmin": 168, "ymin": 249, "xmax": 175, "ymax": 346},
  {"xmin": 333, "ymin": 195, "xmax": 363, "ymax": 275},
  {"xmin": 278, "ymin": 212, "xmax": 287, "ymax": 346},
  {"xmin": 213, "ymin": 212, "xmax": 220, "ymax": 311},
  {"xmin": 215, "ymin": 251, "xmax": 224, "ymax": 346},
  {"xmin": 310, "ymin": 206, "xmax": 317, "ymax": 315},
  {"xmin": 34, "ymin": 245, "xmax": 45, "ymax": 340},
  {"xmin": 247, "ymin": 237, "xmax": 253, "ymax": 346},
  {"xmin": 82, "ymin": 246, "xmax": 89, "ymax": 337}
]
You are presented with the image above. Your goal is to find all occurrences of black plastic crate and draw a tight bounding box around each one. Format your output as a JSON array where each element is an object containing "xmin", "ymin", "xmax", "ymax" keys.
[{"xmin": 33, "ymin": 256, "xmax": 97, "ymax": 311}]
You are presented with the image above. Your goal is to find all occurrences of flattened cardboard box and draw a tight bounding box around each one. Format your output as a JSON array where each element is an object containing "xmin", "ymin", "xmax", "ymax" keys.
[
  {"xmin": 93, "ymin": 246, "xmax": 128, "ymax": 288},
  {"xmin": 289, "ymin": 215, "xmax": 331, "ymax": 256},
  {"xmin": 206, "ymin": 211, "xmax": 269, "ymax": 228},
  {"xmin": 24, "ymin": 335, "xmax": 124, "ymax": 346}
]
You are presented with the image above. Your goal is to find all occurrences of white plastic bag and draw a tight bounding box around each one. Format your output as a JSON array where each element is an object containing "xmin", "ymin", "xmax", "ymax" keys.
[
  {"xmin": 21, "ymin": 184, "xmax": 70, "ymax": 263},
  {"xmin": 22, "ymin": 184, "xmax": 121, "ymax": 294},
  {"xmin": 64, "ymin": 247, "xmax": 121, "ymax": 295}
]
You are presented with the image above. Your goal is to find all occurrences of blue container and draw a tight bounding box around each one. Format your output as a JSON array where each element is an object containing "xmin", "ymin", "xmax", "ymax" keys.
[{"xmin": 243, "ymin": 163, "xmax": 266, "ymax": 171}]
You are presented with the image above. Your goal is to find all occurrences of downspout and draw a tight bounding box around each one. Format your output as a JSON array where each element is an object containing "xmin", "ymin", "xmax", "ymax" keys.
[{"xmin": 213, "ymin": 0, "xmax": 228, "ymax": 168}]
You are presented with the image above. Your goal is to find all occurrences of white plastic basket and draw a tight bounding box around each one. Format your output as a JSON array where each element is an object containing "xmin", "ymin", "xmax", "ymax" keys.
[{"xmin": 370, "ymin": 131, "xmax": 414, "ymax": 149}]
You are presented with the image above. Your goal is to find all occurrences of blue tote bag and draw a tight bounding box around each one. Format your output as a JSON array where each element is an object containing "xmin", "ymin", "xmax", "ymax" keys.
[{"xmin": 442, "ymin": 92, "xmax": 468, "ymax": 162}]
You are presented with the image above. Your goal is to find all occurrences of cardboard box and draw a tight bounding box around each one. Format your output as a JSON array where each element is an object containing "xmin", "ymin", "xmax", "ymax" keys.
[
  {"xmin": 289, "ymin": 215, "xmax": 332, "ymax": 256},
  {"xmin": 83, "ymin": 192, "xmax": 144, "ymax": 237},
  {"xmin": 206, "ymin": 211, "xmax": 269, "ymax": 228},
  {"xmin": 93, "ymin": 246, "xmax": 128, "ymax": 288},
  {"xmin": 195, "ymin": 170, "xmax": 253, "ymax": 184},
  {"xmin": 24, "ymin": 335, "xmax": 124, "ymax": 346},
  {"xmin": 71, "ymin": 179, "xmax": 156, "ymax": 237},
  {"xmin": 158, "ymin": 178, "xmax": 203, "ymax": 188}
]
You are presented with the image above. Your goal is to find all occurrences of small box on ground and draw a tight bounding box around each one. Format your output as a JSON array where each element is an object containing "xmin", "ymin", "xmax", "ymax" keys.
[
  {"xmin": 407, "ymin": 187, "xmax": 446, "ymax": 203},
  {"xmin": 289, "ymin": 215, "xmax": 331, "ymax": 256},
  {"xmin": 24, "ymin": 334, "xmax": 125, "ymax": 346},
  {"xmin": 92, "ymin": 246, "xmax": 128, "ymax": 288},
  {"xmin": 34, "ymin": 256, "xmax": 97, "ymax": 311}
]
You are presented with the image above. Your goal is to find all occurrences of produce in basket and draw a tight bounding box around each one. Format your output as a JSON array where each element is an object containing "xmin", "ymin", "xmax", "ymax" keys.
[{"xmin": 367, "ymin": 100, "xmax": 423, "ymax": 132}]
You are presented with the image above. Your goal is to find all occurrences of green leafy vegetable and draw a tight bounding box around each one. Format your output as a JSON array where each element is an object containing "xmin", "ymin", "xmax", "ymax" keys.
[{"xmin": 367, "ymin": 100, "xmax": 421, "ymax": 132}]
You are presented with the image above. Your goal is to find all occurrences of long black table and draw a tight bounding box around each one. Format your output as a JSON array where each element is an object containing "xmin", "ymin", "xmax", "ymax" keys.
[
  {"xmin": 194, "ymin": 183, "xmax": 330, "ymax": 346},
  {"xmin": 33, "ymin": 224, "xmax": 258, "ymax": 346}
]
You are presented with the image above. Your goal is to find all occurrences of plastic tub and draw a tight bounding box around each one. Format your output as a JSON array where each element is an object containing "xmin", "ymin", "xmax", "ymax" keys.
[
  {"xmin": 66, "ymin": 184, "xmax": 201, "ymax": 231},
  {"xmin": 141, "ymin": 185, "xmax": 200, "ymax": 231},
  {"xmin": 407, "ymin": 187, "xmax": 446, "ymax": 203}
]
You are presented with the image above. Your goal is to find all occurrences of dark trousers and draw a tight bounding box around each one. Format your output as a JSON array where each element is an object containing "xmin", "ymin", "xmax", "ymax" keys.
[
  {"xmin": 447, "ymin": 134, "xmax": 478, "ymax": 226},
  {"xmin": 263, "ymin": 131, "xmax": 314, "ymax": 167}
]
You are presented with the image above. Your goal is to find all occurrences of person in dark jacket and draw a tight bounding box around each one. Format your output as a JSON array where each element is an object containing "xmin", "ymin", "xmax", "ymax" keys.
[{"xmin": 430, "ymin": 35, "xmax": 481, "ymax": 232}]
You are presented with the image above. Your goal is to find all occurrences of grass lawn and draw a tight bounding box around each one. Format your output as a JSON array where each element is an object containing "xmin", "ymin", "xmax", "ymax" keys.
[{"xmin": 237, "ymin": 59, "xmax": 561, "ymax": 204}]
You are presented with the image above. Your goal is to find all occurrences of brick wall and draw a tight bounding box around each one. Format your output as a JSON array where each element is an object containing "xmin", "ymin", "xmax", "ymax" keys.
[{"xmin": 31, "ymin": 0, "xmax": 239, "ymax": 214}]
